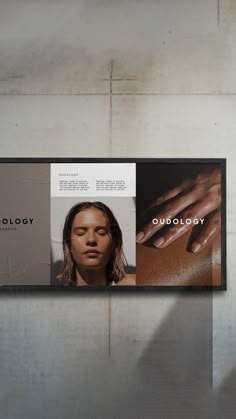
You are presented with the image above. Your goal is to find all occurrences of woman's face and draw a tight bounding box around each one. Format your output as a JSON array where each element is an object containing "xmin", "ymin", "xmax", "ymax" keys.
[{"xmin": 70, "ymin": 207, "xmax": 113, "ymax": 271}]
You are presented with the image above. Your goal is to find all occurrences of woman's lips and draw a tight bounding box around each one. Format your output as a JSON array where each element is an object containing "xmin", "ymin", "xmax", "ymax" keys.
[{"xmin": 84, "ymin": 250, "xmax": 101, "ymax": 257}]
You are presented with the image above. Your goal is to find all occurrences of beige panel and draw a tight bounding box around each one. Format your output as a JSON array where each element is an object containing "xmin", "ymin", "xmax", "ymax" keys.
[
  {"xmin": 0, "ymin": 164, "xmax": 50, "ymax": 285},
  {"xmin": 0, "ymin": 95, "xmax": 110, "ymax": 156}
]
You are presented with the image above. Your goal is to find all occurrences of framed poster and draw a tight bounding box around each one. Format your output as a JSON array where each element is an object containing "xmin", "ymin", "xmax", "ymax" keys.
[{"xmin": 0, "ymin": 158, "xmax": 226, "ymax": 290}]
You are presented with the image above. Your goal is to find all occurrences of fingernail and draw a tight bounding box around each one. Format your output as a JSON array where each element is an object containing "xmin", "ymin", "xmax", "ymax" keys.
[
  {"xmin": 202, "ymin": 237, "xmax": 208, "ymax": 246},
  {"xmin": 136, "ymin": 232, "xmax": 145, "ymax": 243},
  {"xmin": 153, "ymin": 237, "xmax": 165, "ymax": 247},
  {"xmin": 192, "ymin": 242, "xmax": 201, "ymax": 253}
]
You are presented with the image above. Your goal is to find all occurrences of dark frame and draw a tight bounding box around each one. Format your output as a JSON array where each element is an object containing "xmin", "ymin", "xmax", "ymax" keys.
[{"xmin": 0, "ymin": 157, "xmax": 226, "ymax": 291}]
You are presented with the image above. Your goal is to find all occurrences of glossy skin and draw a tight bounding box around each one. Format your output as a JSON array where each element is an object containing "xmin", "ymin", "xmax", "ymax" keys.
[
  {"xmin": 136, "ymin": 167, "xmax": 221, "ymax": 254},
  {"xmin": 70, "ymin": 208, "xmax": 113, "ymax": 271}
]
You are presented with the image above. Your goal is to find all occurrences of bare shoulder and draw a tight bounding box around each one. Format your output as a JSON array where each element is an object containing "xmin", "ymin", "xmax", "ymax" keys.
[{"xmin": 117, "ymin": 273, "xmax": 136, "ymax": 286}]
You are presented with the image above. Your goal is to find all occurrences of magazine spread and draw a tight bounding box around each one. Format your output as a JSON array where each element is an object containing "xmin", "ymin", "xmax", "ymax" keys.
[{"xmin": 0, "ymin": 160, "xmax": 225, "ymax": 289}]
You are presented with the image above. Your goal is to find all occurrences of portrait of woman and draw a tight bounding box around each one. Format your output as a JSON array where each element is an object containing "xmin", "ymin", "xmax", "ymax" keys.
[{"xmin": 56, "ymin": 201, "xmax": 131, "ymax": 286}]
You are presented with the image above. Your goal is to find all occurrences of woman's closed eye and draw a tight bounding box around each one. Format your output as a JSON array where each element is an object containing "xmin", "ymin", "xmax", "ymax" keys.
[
  {"xmin": 75, "ymin": 228, "xmax": 108, "ymax": 236},
  {"xmin": 75, "ymin": 229, "xmax": 86, "ymax": 236},
  {"xmin": 97, "ymin": 228, "xmax": 108, "ymax": 235}
]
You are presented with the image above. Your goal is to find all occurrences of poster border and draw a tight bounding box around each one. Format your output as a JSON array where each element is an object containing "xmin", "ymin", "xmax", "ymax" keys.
[{"xmin": 0, "ymin": 157, "xmax": 226, "ymax": 292}]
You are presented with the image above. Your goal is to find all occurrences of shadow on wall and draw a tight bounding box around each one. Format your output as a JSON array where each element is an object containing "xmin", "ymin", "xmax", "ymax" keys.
[{"xmin": 105, "ymin": 289, "xmax": 236, "ymax": 419}]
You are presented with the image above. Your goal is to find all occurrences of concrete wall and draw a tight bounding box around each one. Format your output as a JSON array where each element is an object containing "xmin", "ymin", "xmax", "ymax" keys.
[{"xmin": 0, "ymin": 1, "xmax": 235, "ymax": 417}]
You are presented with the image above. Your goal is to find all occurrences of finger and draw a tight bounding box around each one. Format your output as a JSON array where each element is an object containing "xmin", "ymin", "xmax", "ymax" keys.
[
  {"xmin": 153, "ymin": 222, "xmax": 190, "ymax": 248},
  {"xmin": 136, "ymin": 188, "xmax": 202, "ymax": 244},
  {"xmin": 191, "ymin": 209, "xmax": 221, "ymax": 254},
  {"xmin": 147, "ymin": 178, "xmax": 193, "ymax": 209},
  {"xmin": 152, "ymin": 199, "xmax": 219, "ymax": 249}
]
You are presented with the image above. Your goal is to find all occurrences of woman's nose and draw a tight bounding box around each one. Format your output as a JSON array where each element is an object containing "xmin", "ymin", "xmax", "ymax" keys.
[{"xmin": 86, "ymin": 231, "xmax": 97, "ymax": 244}]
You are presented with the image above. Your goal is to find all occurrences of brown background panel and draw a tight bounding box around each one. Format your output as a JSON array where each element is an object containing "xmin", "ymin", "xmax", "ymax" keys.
[
  {"xmin": 136, "ymin": 162, "xmax": 222, "ymax": 287},
  {"xmin": 136, "ymin": 230, "xmax": 221, "ymax": 286},
  {"xmin": 0, "ymin": 164, "xmax": 50, "ymax": 285}
]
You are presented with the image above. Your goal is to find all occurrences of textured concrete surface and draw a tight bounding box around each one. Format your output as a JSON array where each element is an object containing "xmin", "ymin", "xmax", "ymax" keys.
[{"xmin": 0, "ymin": 0, "xmax": 236, "ymax": 418}]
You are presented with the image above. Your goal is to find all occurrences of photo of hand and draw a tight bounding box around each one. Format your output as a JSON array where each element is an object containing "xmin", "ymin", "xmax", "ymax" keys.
[
  {"xmin": 136, "ymin": 166, "xmax": 221, "ymax": 254},
  {"xmin": 136, "ymin": 161, "xmax": 225, "ymax": 287}
]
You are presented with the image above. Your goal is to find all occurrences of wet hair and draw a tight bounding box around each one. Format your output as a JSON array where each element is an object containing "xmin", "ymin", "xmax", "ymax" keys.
[{"xmin": 57, "ymin": 201, "xmax": 127, "ymax": 285}]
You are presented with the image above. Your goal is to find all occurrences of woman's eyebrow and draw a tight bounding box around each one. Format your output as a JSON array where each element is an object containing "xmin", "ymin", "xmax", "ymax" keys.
[{"xmin": 73, "ymin": 225, "xmax": 108, "ymax": 231}]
